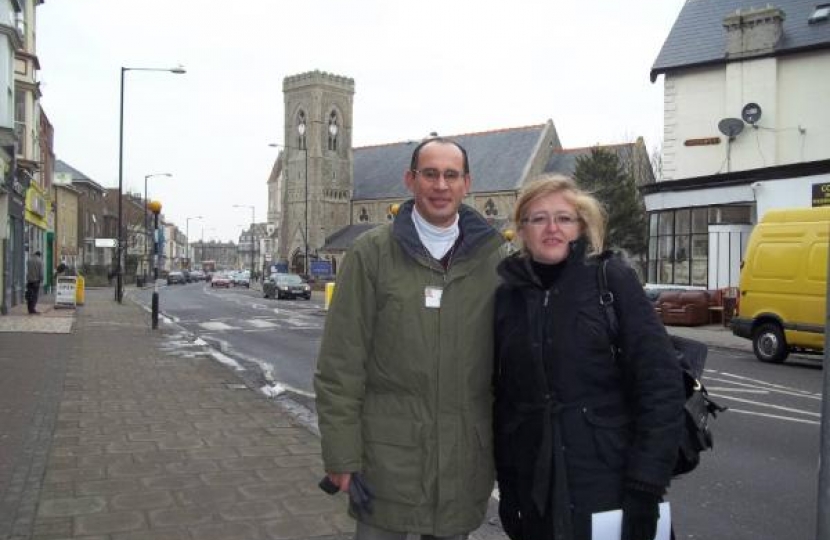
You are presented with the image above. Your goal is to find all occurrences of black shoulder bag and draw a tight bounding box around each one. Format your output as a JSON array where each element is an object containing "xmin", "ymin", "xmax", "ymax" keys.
[{"xmin": 597, "ymin": 256, "xmax": 727, "ymax": 476}]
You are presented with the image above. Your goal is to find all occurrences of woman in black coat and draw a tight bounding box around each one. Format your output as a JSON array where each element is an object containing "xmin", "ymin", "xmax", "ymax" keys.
[{"xmin": 494, "ymin": 175, "xmax": 685, "ymax": 540}]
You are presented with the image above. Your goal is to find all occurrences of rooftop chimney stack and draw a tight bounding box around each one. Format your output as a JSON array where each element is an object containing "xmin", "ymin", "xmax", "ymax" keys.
[{"xmin": 723, "ymin": 6, "xmax": 786, "ymax": 59}]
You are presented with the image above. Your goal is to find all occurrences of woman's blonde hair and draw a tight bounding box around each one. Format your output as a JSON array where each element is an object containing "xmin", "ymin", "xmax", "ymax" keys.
[{"xmin": 513, "ymin": 174, "xmax": 607, "ymax": 255}]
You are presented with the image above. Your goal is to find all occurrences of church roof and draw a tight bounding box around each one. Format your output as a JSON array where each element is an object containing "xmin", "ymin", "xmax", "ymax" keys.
[
  {"xmin": 353, "ymin": 124, "xmax": 547, "ymax": 200},
  {"xmin": 651, "ymin": 0, "xmax": 830, "ymax": 81},
  {"xmin": 322, "ymin": 223, "xmax": 380, "ymax": 252}
]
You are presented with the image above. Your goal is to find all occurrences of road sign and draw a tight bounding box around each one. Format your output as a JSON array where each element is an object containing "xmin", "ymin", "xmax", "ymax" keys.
[
  {"xmin": 310, "ymin": 260, "xmax": 332, "ymax": 276},
  {"xmin": 95, "ymin": 238, "xmax": 117, "ymax": 248}
]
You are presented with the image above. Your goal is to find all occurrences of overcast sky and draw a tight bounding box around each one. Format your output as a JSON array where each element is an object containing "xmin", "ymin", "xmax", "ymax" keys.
[{"xmin": 37, "ymin": 0, "xmax": 685, "ymax": 243}]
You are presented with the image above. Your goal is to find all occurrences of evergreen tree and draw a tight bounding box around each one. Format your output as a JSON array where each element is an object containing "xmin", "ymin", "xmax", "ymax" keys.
[{"xmin": 573, "ymin": 146, "xmax": 648, "ymax": 259}]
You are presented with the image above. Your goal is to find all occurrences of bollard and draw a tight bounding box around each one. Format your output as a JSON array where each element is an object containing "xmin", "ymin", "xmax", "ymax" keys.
[{"xmin": 325, "ymin": 282, "xmax": 335, "ymax": 310}]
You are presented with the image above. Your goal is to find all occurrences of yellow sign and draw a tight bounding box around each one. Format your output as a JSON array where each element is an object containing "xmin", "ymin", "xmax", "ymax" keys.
[{"xmin": 25, "ymin": 182, "xmax": 49, "ymax": 229}]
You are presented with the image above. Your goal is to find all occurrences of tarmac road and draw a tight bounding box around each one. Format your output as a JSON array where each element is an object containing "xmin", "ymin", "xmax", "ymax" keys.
[{"xmin": 132, "ymin": 281, "xmax": 324, "ymax": 401}]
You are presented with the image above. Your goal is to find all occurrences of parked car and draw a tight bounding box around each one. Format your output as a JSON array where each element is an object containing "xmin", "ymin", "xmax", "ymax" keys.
[
  {"xmin": 210, "ymin": 272, "xmax": 231, "ymax": 288},
  {"xmin": 232, "ymin": 271, "xmax": 251, "ymax": 288},
  {"xmin": 264, "ymin": 273, "xmax": 311, "ymax": 300},
  {"xmin": 190, "ymin": 270, "xmax": 205, "ymax": 281},
  {"xmin": 167, "ymin": 271, "xmax": 186, "ymax": 285}
]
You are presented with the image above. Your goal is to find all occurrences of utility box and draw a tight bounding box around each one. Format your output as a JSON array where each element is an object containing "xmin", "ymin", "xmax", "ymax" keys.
[{"xmin": 55, "ymin": 276, "xmax": 77, "ymax": 309}]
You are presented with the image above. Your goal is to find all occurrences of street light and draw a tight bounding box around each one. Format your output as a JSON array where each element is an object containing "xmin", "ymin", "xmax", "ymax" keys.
[
  {"xmin": 295, "ymin": 119, "xmax": 338, "ymax": 276},
  {"xmin": 116, "ymin": 64, "xmax": 185, "ymax": 303},
  {"xmin": 149, "ymin": 200, "xmax": 163, "ymax": 329},
  {"xmin": 233, "ymin": 205, "xmax": 256, "ymax": 279},
  {"xmin": 185, "ymin": 216, "xmax": 202, "ymax": 270},
  {"xmin": 144, "ymin": 172, "xmax": 171, "ymax": 281}
]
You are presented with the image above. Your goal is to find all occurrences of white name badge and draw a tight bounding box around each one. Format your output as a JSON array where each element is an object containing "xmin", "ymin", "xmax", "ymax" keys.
[{"xmin": 424, "ymin": 286, "xmax": 443, "ymax": 308}]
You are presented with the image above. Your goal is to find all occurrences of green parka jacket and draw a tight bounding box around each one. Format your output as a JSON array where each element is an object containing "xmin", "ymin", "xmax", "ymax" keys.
[{"xmin": 314, "ymin": 201, "xmax": 505, "ymax": 536}]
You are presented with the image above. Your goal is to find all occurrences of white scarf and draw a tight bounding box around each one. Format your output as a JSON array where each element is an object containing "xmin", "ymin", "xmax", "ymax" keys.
[{"xmin": 412, "ymin": 206, "xmax": 459, "ymax": 260}]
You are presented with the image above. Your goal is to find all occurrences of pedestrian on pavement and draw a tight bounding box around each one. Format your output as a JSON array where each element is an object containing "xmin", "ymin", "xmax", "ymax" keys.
[
  {"xmin": 493, "ymin": 175, "xmax": 685, "ymax": 540},
  {"xmin": 314, "ymin": 138, "xmax": 506, "ymax": 540},
  {"xmin": 25, "ymin": 250, "xmax": 44, "ymax": 315}
]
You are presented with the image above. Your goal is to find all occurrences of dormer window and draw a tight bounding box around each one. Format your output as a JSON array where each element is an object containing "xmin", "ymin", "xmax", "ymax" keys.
[{"xmin": 809, "ymin": 4, "xmax": 830, "ymax": 23}]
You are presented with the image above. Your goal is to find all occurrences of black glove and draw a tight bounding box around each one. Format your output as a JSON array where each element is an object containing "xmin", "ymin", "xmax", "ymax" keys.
[
  {"xmin": 621, "ymin": 489, "xmax": 660, "ymax": 540},
  {"xmin": 498, "ymin": 487, "xmax": 522, "ymax": 540}
]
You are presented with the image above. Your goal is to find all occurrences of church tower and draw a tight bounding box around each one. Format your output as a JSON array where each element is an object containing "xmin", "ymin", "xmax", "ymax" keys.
[{"xmin": 278, "ymin": 70, "xmax": 355, "ymax": 274}]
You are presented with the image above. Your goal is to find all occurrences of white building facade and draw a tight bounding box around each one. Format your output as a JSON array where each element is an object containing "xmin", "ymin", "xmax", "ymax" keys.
[{"xmin": 648, "ymin": 2, "xmax": 830, "ymax": 289}]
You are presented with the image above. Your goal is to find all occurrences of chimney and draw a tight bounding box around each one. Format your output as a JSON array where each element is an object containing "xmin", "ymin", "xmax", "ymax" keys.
[{"xmin": 723, "ymin": 6, "xmax": 786, "ymax": 59}]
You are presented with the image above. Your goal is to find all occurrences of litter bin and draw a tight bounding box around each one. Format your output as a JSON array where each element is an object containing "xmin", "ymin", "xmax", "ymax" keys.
[{"xmin": 75, "ymin": 274, "xmax": 86, "ymax": 306}]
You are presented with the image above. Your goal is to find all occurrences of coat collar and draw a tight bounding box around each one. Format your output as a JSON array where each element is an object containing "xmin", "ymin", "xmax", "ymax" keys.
[
  {"xmin": 392, "ymin": 200, "xmax": 503, "ymax": 272},
  {"xmin": 497, "ymin": 236, "xmax": 589, "ymax": 288}
]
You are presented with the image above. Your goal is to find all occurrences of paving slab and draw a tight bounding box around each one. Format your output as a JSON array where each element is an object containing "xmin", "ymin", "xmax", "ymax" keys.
[{"xmin": 1, "ymin": 289, "xmax": 351, "ymax": 540}]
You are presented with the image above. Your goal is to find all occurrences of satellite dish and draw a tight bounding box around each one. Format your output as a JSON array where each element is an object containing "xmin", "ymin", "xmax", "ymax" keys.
[
  {"xmin": 718, "ymin": 118, "xmax": 745, "ymax": 139},
  {"xmin": 742, "ymin": 102, "xmax": 762, "ymax": 125}
]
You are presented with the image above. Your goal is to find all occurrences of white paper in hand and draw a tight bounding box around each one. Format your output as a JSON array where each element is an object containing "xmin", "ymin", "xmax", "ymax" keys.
[{"xmin": 591, "ymin": 501, "xmax": 671, "ymax": 540}]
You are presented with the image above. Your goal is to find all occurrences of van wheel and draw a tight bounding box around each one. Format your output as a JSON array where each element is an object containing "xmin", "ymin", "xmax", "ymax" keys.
[{"xmin": 752, "ymin": 322, "xmax": 789, "ymax": 363}]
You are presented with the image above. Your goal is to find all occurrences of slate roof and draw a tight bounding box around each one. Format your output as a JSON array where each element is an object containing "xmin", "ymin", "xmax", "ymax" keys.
[
  {"xmin": 55, "ymin": 159, "xmax": 92, "ymax": 181},
  {"xmin": 651, "ymin": 0, "xmax": 830, "ymax": 81},
  {"xmin": 353, "ymin": 125, "xmax": 547, "ymax": 200},
  {"xmin": 56, "ymin": 160, "xmax": 106, "ymax": 192},
  {"xmin": 322, "ymin": 223, "xmax": 380, "ymax": 251}
]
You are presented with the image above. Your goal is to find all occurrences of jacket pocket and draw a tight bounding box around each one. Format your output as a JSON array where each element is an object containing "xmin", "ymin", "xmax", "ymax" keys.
[
  {"xmin": 583, "ymin": 407, "xmax": 633, "ymax": 470},
  {"xmin": 362, "ymin": 415, "xmax": 424, "ymax": 505}
]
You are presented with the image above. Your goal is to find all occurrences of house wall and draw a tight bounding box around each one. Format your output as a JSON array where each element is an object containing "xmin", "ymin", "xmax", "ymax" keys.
[{"xmin": 663, "ymin": 52, "xmax": 830, "ymax": 181}]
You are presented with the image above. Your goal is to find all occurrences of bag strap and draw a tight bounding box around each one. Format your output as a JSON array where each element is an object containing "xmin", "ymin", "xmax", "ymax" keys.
[{"xmin": 596, "ymin": 256, "xmax": 621, "ymax": 355}]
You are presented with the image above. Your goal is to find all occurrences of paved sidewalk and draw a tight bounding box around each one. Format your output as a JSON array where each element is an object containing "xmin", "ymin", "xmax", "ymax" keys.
[
  {"xmin": 0, "ymin": 288, "xmax": 351, "ymax": 540},
  {"xmin": 665, "ymin": 321, "xmax": 753, "ymax": 354},
  {"xmin": 0, "ymin": 293, "xmax": 75, "ymax": 334}
]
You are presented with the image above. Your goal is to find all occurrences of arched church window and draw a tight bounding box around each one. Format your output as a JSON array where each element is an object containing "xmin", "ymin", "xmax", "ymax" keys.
[
  {"xmin": 297, "ymin": 110, "xmax": 307, "ymax": 151},
  {"xmin": 328, "ymin": 111, "xmax": 339, "ymax": 152},
  {"xmin": 359, "ymin": 207, "xmax": 369, "ymax": 222}
]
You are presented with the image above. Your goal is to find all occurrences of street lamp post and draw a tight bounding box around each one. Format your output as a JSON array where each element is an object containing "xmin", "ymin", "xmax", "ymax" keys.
[
  {"xmin": 233, "ymin": 205, "xmax": 256, "ymax": 280},
  {"xmin": 116, "ymin": 64, "xmax": 185, "ymax": 303},
  {"xmin": 296, "ymin": 121, "xmax": 309, "ymax": 276},
  {"xmin": 185, "ymin": 216, "xmax": 202, "ymax": 270},
  {"xmin": 149, "ymin": 200, "xmax": 162, "ymax": 329},
  {"xmin": 144, "ymin": 173, "xmax": 171, "ymax": 282},
  {"xmin": 292, "ymin": 120, "xmax": 337, "ymax": 277}
]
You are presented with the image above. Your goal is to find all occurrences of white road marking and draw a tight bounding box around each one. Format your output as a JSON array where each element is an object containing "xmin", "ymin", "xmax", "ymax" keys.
[
  {"xmin": 726, "ymin": 408, "xmax": 820, "ymax": 426},
  {"xmin": 705, "ymin": 387, "xmax": 769, "ymax": 394},
  {"xmin": 712, "ymin": 372, "xmax": 821, "ymax": 398},
  {"xmin": 703, "ymin": 376, "xmax": 816, "ymax": 400},
  {"xmin": 708, "ymin": 393, "xmax": 820, "ymax": 418},
  {"xmin": 247, "ymin": 319, "xmax": 277, "ymax": 328},
  {"xmin": 200, "ymin": 321, "xmax": 237, "ymax": 331}
]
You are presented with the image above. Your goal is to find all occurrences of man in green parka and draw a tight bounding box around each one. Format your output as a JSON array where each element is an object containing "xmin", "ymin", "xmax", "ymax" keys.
[{"xmin": 314, "ymin": 138, "xmax": 505, "ymax": 540}]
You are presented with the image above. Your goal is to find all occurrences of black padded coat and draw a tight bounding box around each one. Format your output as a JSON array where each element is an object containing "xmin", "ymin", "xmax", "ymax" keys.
[{"xmin": 493, "ymin": 240, "xmax": 685, "ymax": 540}]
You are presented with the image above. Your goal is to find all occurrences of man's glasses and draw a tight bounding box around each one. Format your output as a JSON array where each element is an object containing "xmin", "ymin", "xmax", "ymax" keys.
[
  {"xmin": 412, "ymin": 168, "xmax": 466, "ymax": 184},
  {"xmin": 521, "ymin": 212, "xmax": 580, "ymax": 228}
]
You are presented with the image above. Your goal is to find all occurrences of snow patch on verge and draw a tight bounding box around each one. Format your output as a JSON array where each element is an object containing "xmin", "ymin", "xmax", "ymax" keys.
[{"xmin": 209, "ymin": 350, "xmax": 244, "ymax": 371}]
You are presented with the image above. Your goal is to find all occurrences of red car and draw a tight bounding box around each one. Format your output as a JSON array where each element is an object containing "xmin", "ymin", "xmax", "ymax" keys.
[{"xmin": 210, "ymin": 273, "xmax": 231, "ymax": 288}]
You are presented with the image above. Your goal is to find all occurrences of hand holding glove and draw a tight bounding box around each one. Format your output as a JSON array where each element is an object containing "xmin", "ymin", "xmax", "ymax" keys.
[{"xmin": 621, "ymin": 489, "xmax": 660, "ymax": 540}]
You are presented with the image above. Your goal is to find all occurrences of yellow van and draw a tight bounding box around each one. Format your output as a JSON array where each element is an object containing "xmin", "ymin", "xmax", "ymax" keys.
[{"xmin": 731, "ymin": 206, "xmax": 829, "ymax": 363}]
